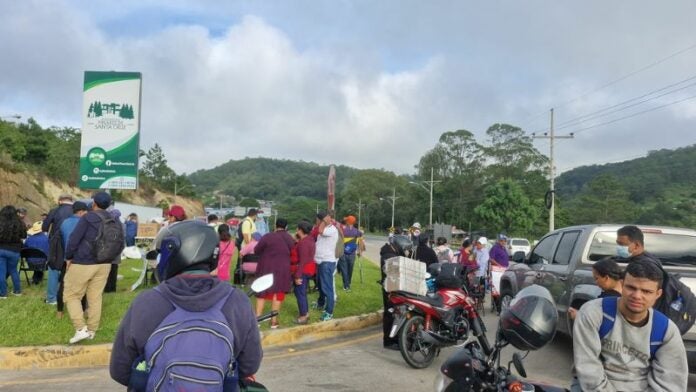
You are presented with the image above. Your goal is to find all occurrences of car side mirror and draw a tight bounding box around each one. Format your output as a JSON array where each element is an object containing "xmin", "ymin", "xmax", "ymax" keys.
[{"xmin": 512, "ymin": 251, "xmax": 526, "ymax": 264}]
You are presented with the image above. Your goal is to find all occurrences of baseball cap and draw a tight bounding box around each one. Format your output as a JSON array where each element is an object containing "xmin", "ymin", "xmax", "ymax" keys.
[
  {"xmin": 477, "ymin": 236, "xmax": 488, "ymax": 245},
  {"xmin": 412, "ymin": 222, "xmax": 421, "ymax": 229},
  {"xmin": 72, "ymin": 201, "xmax": 88, "ymax": 213},
  {"xmin": 344, "ymin": 215, "xmax": 356, "ymax": 225},
  {"xmin": 167, "ymin": 205, "xmax": 186, "ymax": 220},
  {"xmin": 498, "ymin": 234, "xmax": 508, "ymax": 241},
  {"xmin": 93, "ymin": 191, "xmax": 112, "ymax": 209},
  {"xmin": 27, "ymin": 221, "xmax": 43, "ymax": 236}
]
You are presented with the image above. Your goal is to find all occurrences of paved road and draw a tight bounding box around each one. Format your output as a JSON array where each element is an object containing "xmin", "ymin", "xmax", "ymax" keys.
[{"xmin": 3, "ymin": 308, "xmax": 696, "ymax": 391}]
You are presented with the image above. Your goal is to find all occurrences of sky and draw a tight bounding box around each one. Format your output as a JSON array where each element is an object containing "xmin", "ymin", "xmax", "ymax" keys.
[{"xmin": 1, "ymin": 1, "xmax": 695, "ymax": 176}]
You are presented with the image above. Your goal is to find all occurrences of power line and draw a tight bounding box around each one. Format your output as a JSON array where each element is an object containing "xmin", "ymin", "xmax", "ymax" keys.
[
  {"xmin": 569, "ymin": 93, "xmax": 696, "ymax": 135},
  {"xmin": 555, "ymin": 74, "xmax": 696, "ymax": 129},
  {"xmin": 553, "ymin": 42, "xmax": 696, "ymax": 111}
]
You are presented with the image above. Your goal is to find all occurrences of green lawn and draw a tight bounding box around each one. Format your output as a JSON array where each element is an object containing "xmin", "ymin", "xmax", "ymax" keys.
[{"xmin": 0, "ymin": 256, "xmax": 382, "ymax": 346}]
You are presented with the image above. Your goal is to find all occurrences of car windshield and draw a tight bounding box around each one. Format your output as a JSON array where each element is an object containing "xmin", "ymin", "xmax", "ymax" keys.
[
  {"xmin": 588, "ymin": 230, "xmax": 696, "ymax": 266},
  {"xmin": 511, "ymin": 239, "xmax": 529, "ymax": 246}
]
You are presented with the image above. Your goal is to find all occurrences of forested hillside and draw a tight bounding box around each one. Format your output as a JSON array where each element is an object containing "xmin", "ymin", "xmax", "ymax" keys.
[
  {"xmin": 555, "ymin": 145, "xmax": 696, "ymax": 228},
  {"xmin": 188, "ymin": 158, "xmax": 359, "ymax": 201}
]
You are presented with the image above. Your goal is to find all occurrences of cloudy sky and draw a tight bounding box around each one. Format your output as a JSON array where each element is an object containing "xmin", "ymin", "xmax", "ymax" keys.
[{"xmin": 1, "ymin": 1, "xmax": 695, "ymax": 176}]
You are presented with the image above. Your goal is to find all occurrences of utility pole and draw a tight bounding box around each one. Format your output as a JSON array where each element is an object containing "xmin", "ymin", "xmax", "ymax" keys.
[
  {"xmin": 219, "ymin": 194, "xmax": 223, "ymax": 211},
  {"xmin": 356, "ymin": 198, "xmax": 365, "ymax": 229},
  {"xmin": 409, "ymin": 167, "xmax": 441, "ymax": 229},
  {"xmin": 533, "ymin": 108, "xmax": 574, "ymax": 232},
  {"xmin": 380, "ymin": 188, "xmax": 400, "ymax": 230}
]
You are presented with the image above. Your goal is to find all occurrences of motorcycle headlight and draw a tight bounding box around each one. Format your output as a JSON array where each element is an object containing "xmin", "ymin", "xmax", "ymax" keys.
[{"xmin": 433, "ymin": 373, "xmax": 453, "ymax": 392}]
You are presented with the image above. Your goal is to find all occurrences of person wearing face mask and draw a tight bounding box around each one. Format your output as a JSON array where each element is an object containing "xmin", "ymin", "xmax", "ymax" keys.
[{"xmin": 615, "ymin": 225, "xmax": 661, "ymax": 266}]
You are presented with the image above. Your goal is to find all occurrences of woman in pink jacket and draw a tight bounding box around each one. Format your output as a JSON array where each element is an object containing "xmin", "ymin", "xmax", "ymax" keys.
[{"xmin": 211, "ymin": 224, "xmax": 236, "ymax": 282}]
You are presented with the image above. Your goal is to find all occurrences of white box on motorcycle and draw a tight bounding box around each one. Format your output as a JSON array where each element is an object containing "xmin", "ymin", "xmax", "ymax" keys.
[{"xmin": 384, "ymin": 256, "xmax": 427, "ymax": 296}]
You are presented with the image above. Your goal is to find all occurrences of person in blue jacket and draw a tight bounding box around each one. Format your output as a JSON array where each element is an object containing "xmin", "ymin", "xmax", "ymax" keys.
[{"xmin": 24, "ymin": 221, "xmax": 49, "ymax": 286}]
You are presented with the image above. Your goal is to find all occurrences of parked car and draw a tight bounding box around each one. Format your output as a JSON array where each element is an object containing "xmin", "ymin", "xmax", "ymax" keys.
[
  {"xmin": 498, "ymin": 224, "xmax": 696, "ymax": 372},
  {"xmin": 507, "ymin": 237, "xmax": 531, "ymax": 258}
]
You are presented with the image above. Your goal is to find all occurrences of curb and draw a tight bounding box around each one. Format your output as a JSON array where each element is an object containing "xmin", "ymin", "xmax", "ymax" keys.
[{"xmin": 0, "ymin": 311, "xmax": 382, "ymax": 370}]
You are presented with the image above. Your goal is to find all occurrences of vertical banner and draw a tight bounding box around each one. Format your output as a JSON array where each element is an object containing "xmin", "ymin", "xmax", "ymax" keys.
[
  {"xmin": 327, "ymin": 165, "xmax": 336, "ymax": 211},
  {"xmin": 78, "ymin": 71, "xmax": 142, "ymax": 190}
]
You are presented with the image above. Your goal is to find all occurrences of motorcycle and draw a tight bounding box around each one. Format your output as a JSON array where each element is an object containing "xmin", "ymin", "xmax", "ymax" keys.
[
  {"xmin": 434, "ymin": 285, "xmax": 569, "ymax": 392},
  {"xmin": 388, "ymin": 264, "xmax": 480, "ymax": 369}
]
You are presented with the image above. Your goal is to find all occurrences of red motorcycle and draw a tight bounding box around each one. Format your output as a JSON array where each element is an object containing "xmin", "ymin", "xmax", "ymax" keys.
[{"xmin": 388, "ymin": 265, "xmax": 482, "ymax": 369}]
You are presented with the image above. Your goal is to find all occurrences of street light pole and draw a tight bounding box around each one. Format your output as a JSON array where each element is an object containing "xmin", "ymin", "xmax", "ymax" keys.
[
  {"xmin": 409, "ymin": 167, "xmax": 440, "ymax": 228},
  {"xmin": 380, "ymin": 188, "xmax": 400, "ymax": 229}
]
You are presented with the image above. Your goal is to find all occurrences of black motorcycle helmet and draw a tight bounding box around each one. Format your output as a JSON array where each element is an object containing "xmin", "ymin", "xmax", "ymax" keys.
[
  {"xmin": 157, "ymin": 220, "xmax": 219, "ymax": 280},
  {"xmin": 389, "ymin": 234, "xmax": 413, "ymax": 255},
  {"xmin": 499, "ymin": 285, "xmax": 557, "ymax": 351}
]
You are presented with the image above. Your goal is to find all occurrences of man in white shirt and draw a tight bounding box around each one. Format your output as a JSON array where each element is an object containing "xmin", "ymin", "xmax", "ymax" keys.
[
  {"xmin": 314, "ymin": 211, "xmax": 338, "ymax": 321},
  {"xmin": 473, "ymin": 237, "xmax": 490, "ymax": 282}
]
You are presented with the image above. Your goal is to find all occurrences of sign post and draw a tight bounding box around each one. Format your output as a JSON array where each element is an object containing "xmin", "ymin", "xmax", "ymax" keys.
[{"xmin": 78, "ymin": 71, "xmax": 142, "ymax": 190}]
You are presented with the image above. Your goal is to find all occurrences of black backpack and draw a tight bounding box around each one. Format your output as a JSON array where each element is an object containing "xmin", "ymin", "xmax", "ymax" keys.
[
  {"xmin": 92, "ymin": 210, "xmax": 125, "ymax": 263},
  {"xmin": 655, "ymin": 270, "xmax": 696, "ymax": 335},
  {"xmin": 634, "ymin": 254, "xmax": 696, "ymax": 335}
]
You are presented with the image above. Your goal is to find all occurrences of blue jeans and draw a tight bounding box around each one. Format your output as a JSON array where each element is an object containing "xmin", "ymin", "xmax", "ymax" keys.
[
  {"xmin": 0, "ymin": 249, "xmax": 21, "ymax": 296},
  {"xmin": 337, "ymin": 253, "xmax": 356, "ymax": 289},
  {"xmin": 46, "ymin": 266, "xmax": 61, "ymax": 302},
  {"xmin": 294, "ymin": 275, "xmax": 310, "ymax": 317},
  {"xmin": 317, "ymin": 262, "xmax": 336, "ymax": 314}
]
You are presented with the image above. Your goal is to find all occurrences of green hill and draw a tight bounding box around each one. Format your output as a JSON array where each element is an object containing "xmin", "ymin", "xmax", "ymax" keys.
[
  {"xmin": 188, "ymin": 157, "xmax": 360, "ymax": 202},
  {"xmin": 555, "ymin": 144, "xmax": 696, "ymax": 227}
]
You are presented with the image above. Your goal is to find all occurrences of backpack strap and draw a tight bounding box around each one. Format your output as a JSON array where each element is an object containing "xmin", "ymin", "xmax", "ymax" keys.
[
  {"xmin": 649, "ymin": 310, "xmax": 669, "ymax": 360},
  {"xmin": 599, "ymin": 296, "xmax": 618, "ymax": 339}
]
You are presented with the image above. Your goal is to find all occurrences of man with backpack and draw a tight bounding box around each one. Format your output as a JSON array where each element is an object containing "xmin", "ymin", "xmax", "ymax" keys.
[
  {"xmin": 110, "ymin": 220, "xmax": 262, "ymax": 391},
  {"xmin": 64, "ymin": 191, "xmax": 124, "ymax": 344},
  {"xmin": 571, "ymin": 260, "xmax": 687, "ymax": 391},
  {"xmin": 616, "ymin": 225, "xmax": 696, "ymax": 334}
]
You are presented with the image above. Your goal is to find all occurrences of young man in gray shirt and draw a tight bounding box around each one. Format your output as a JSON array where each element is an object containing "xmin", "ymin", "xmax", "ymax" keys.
[{"xmin": 571, "ymin": 260, "xmax": 687, "ymax": 391}]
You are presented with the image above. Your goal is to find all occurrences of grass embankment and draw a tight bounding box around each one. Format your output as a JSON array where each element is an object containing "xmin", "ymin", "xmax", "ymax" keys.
[{"xmin": 0, "ymin": 256, "xmax": 383, "ymax": 347}]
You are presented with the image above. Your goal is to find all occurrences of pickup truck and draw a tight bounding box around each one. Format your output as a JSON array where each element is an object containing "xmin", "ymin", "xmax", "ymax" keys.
[{"xmin": 499, "ymin": 224, "xmax": 696, "ymax": 371}]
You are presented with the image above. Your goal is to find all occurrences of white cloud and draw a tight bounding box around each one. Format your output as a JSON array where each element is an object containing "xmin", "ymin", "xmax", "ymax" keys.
[{"xmin": 2, "ymin": 0, "xmax": 696, "ymax": 177}]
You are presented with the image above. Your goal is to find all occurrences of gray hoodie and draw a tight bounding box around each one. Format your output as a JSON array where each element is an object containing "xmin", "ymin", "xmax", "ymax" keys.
[
  {"xmin": 572, "ymin": 298, "xmax": 687, "ymax": 392},
  {"xmin": 110, "ymin": 275, "xmax": 262, "ymax": 387}
]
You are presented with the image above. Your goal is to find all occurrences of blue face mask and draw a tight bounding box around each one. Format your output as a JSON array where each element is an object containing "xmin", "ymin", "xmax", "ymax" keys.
[{"xmin": 616, "ymin": 245, "xmax": 631, "ymax": 258}]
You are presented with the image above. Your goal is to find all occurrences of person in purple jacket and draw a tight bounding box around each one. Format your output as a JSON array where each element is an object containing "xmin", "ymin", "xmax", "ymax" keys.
[
  {"xmin": 489, "ymin": 234, "xmax": 510, "ymax": 268},
  {"xmin": 109, "ymin": 220, "xmax": 262, "ymax": 388}
]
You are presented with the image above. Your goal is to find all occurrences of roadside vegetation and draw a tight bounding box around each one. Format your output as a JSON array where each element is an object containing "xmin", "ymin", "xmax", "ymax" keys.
[{"xmin": 0, "ymin": 257, "xmax": 383, "ymax": 347}]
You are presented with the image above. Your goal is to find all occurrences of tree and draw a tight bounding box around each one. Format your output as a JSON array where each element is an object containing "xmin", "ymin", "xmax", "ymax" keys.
[
  {"xmin": 140, "ymin": 144, "xmax": 176, "ymax": 186},
  {"xmin": 474, "ymin": 179, "xmax": 538, "ymax": 235},
  {"xmin": 239, "ymin": 198, "xmax": 259, "ymax": 208},
  {"xmin": 569, "ymin": 174, "xmax": 638, "ymax": 224}
]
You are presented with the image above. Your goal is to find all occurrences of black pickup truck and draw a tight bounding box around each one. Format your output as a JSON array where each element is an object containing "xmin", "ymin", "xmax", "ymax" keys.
[{"xmin": 499, "ymin": 224, "xmax": 696, "ymax": 371}]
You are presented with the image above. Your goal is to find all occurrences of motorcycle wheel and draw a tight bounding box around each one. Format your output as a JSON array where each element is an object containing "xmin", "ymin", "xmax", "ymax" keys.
[{"xmin": 398, "ymin": 314, "xmax": 438, "ymax": 369}]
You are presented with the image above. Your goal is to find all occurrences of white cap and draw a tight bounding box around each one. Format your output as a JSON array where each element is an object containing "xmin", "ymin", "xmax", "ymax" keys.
[
  {"xmin": 412, "ymin": 222, "xmax": 421, "ymax": 229},
  {"xmin": 477, "ymin": 236, "xmax": 488, "ymax": 245}
]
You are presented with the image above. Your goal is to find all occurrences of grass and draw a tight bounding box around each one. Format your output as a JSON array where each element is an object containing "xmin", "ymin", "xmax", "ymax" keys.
[{"xmin": 0, "ymin": 256, "xmax": 383, "ymax": 346}]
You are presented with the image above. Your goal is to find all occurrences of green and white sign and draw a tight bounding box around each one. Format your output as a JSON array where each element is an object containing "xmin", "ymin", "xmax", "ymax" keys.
[{"xmin": 78, "ymin": 71, "xmax": 142, "ymax": 190}]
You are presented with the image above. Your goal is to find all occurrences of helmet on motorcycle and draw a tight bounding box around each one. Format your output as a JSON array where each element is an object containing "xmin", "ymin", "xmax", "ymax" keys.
[
  {"xmin": 389, "ymin": 234, "xmax": 413, "ymax": 255},
  {"xmin": 499, "ymin": 285, "xmax": 557, "ymax": 351},
  {"xmin": 157, "ymin": 220, "xmax": 219, "ymax": 280},
  {"xmin": 427, "ymin": 262, "xmax": 442, "ymax": 277}
]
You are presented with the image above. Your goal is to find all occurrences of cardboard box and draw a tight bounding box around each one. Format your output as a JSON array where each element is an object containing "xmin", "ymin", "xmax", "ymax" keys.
[
  {"xmin": 384, "ymin": 256, "xmax": 427, "ymax": 295},
  {"xmin": 136, "ymin": 222, "xmax": 160, "ymax": 239}
]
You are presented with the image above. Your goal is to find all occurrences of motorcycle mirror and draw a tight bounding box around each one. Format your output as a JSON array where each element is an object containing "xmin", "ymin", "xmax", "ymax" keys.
[
  {"xmin": 250, "ymin": 274, "xmax": 274, "ymax": 293},
  {"xmin": 145, "ymin": 250, "xmax": 159, "ymax": 260},
  {"xmin": 511, "ymin": 352, "xmax": 527, "ymax": 378}
]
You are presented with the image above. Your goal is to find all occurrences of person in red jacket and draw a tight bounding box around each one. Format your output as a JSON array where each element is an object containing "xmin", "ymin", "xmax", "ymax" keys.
[{"xmin": 293, "ymin": 220, "xmax": 316, "ymax": 324}]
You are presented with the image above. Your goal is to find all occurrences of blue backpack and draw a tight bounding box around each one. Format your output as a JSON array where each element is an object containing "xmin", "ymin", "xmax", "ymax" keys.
[
  {"xmin": 134, "ymin": 287, "xmax": 238, "ymax": 392},
  {"xmin": 598, "ymin": 296, "xmax": 669, "ymax": 360}
]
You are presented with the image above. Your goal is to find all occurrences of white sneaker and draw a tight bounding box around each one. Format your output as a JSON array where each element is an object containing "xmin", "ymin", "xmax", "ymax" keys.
[{"xmin": 69, "ymin": 327, "xmax": 93, "ymax": 344}]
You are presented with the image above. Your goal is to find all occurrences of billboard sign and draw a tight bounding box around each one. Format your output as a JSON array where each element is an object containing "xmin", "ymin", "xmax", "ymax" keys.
[{"xmin": 78, "ymin": 71, "xmax": 142, "ymax": 190}]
